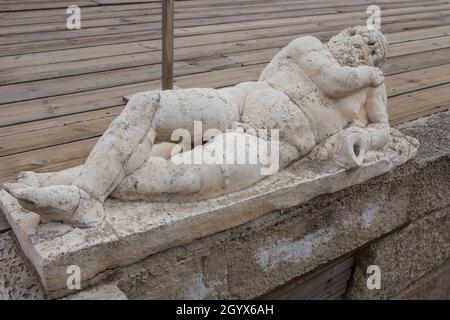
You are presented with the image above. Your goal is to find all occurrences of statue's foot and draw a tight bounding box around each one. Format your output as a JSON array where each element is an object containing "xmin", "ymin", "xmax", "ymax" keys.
[
  {"xmin": 3, "ymin": 183, "xmax": 80, "ymax": 220},
  {"xmin": 3, "ymin": 183, "xmax": 104, "ymax": 228}
]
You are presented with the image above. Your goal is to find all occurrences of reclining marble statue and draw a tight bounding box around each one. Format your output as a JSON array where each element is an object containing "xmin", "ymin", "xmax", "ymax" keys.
[{"xmin": 4, "ymin": 26, "xmax": 400, "ymax": 228}]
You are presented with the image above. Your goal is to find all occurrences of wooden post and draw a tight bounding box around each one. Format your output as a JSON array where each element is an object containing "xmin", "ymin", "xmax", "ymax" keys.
[{"xmin": 162, "ymin": 0, "xmax": 174, "ymax": 90}]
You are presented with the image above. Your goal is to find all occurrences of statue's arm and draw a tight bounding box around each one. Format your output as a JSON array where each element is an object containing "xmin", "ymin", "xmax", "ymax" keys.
[
  {"xmin": 363, "ymin": 84, "xmax": 390, "ymax": 149},
  {"xmin": 286, "ymin": 36, "xmax": 383, "ymax": 98}
]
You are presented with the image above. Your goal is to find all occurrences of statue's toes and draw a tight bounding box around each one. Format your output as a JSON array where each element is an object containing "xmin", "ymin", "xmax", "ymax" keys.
[
  {"xmin": 3, "ymin": 182, "xmax": 43, "ymax": 213},
  {"xmin": 3, "ymin": 182, "xmax": 28, "ymax": 199}
]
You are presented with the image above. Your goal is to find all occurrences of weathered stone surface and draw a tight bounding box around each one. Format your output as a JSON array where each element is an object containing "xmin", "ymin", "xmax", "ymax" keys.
[
  {"xmin": 392, "ymin": 259, "xmax": 450, "ymax": 300},
  {"xmin": 0, "ymin": 211, "xmax": 9, "ymax": 232},
  {"xmin": 346, "ymin": 206, "xmax": 450, "ymax": 300},
  {"xmin": 397, "ymin": 111, "xmax": 450, "ymax": 221},
  {"xmin": 0, "ymin": 130, "xmax": 416, "ymax": 298},
  {"xmin": 63, "ymin": 282, "xmax": 128, "ymax": 300},
  {"xmin": 0, "ymin": 231, "xmax": 45, "ymax": 300},
  {"xmin": 397, "ymin": 110, "xmax": 450, "ymax": 165}
]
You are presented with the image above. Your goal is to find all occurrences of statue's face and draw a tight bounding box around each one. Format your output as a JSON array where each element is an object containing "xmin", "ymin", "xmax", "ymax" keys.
[{"xmin": 327, "ymin": 27, "xmax": 388, "ymax": 68}]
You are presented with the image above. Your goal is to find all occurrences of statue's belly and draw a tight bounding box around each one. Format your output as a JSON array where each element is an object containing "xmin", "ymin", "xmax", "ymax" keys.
[
  {"xmin": 241, "ymin": 87, "xmax": 316, "ymax": 156},
  {"xmin": 298, "ymin": 99, "xmax": 348, "ymax": 142},
  {"xmin": 290, "ymin": 90, "xmax": 368, "ymax": 142}
]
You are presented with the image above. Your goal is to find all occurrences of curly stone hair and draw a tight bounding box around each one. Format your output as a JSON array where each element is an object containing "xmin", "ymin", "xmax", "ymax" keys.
[{"xmin": 326, "ymin": 26, "xmax": 389, "ymax": 68}]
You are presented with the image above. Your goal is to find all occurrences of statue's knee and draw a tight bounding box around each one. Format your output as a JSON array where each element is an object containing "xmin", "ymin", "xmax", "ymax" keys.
[{"xmin": 126, "ymin": 92, "xmax": 160, "ymax": 111}]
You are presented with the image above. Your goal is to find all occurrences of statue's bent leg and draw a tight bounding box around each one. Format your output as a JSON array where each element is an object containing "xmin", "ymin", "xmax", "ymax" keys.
[
  {"xmin": 5, "ymin": 92, "xmax": 161, "ymax": 226},
  {"xmin": 76, "ymin": 92, "xmax": 160, "ymax": 201}
]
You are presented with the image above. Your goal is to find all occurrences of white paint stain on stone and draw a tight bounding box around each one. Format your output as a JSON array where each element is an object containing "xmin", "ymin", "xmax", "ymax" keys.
[
  {"xmin": 255, "ymin": 227, "xmax": 336, "ymax": 271},
  {"xmin": 183, "ymin": 273, "xmax": 216, "ymax": 299},
  {"xmin": 361, "ymin": 204, "xmax": 380, "ymax": 227},
  {"xmin": 343, "ymin": 213, "xmax": 357, "ymax": 228}
]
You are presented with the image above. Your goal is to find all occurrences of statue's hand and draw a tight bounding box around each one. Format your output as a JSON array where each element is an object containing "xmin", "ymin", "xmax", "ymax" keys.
[
  {"xmin": 363, "ymin": 66, "xmax": 384, "ymax": 87},
  {"xmin": 310, "ymin": 127, "xmax": 371, "ymax": 169}
]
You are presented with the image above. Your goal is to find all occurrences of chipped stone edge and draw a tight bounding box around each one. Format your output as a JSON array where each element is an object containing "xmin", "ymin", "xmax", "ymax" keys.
[{"xmin": 0, "ymin": 206, "xmax": 10, "ymax": 232}]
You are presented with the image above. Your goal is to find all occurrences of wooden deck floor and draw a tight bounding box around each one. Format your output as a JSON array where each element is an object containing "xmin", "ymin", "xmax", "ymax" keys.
[{"xmin": 1, "ymin": 0, "xmax": 450, "ymax": 183}]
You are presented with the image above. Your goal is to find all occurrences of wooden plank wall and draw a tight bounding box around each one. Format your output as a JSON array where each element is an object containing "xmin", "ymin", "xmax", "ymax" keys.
[
  {"xmin": 1, "ymin": 0, "xmax": 450, "ymax": 182},
  {"xmin": 260, "ymin": 256, "xmax": 355, "ymax": 300}
]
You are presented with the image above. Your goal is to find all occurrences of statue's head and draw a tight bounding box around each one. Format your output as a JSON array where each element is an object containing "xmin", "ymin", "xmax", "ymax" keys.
[{"xmin": 326, "ymin": 26, "xmax": 388, "ymax": 68}]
